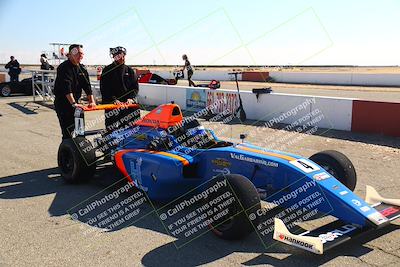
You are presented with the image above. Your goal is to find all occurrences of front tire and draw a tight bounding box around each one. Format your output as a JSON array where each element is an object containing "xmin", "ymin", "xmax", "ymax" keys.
[
  {"xmin": 309, "ymin": 150, "xmax": 357, "ymax": 191},
  {"xmin": 58, "ymin": 137, "xmax": 96, "ymax": 183},
  {"xmin": 210, "ymin": 174, "xmax": 260, "ymax": 240}
]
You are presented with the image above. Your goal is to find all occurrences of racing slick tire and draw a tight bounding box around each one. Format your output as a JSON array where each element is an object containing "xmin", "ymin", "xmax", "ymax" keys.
[
  {"xmin": 57, "ymin": 137, "xmax": 96, "ymax": 183},
  {"xmin": 309, "ymin": 150, "xmax": 357, "ymax": 191},
  {"xmin": 209, "ymin": 174, "xmax": 261, "ymax": 240},
  {"xmin": 0, "ymin": 85, "xmax": 11, "ymax": 97}
]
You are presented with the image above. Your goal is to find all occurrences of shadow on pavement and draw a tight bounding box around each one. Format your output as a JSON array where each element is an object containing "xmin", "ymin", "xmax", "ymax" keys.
[
  {"xmin": 0, "ymin": 166, "xmax": 123, "ymax": 217},
  {"xmin": 242, "ymin": 224, "xmax": 400, "ymax": 266},
  {"xmin": 8, "ymin": 102, "xmax": 39, "ymax": 115},
  {"xmin": 141, "ymin": 224, "xmax": 400, "ymax": 267}
]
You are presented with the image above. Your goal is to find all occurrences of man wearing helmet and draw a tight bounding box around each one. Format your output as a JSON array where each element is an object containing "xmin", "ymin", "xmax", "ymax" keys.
[{"xmin": 100, "ymin": 46, "xmax": 139, "ymax": 130}]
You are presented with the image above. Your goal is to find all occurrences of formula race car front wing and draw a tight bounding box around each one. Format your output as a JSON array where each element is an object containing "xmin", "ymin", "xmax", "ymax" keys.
[{"xmin": 273, "ymin": 185, "xmax": 400, "ymax": 254}]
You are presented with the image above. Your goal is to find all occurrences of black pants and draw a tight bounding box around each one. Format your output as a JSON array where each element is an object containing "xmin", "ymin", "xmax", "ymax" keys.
[
  {"xmin": 54, "ymin": 98, "xmax": 75, "ymax": 139},
  {"xmin": 10, "ymin": 74, "xmax": 19, "ymax": 82},
  {"xmin": 187, "ymin": 70, "xmax": 196, "ymax": 87}
]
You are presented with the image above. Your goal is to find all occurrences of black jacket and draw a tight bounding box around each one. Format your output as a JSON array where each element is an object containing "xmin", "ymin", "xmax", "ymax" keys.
[
  {"xmin": 53, "ymin": 60, "xmax": 92, "ymax": 104},
  {"xmin": 184, "ymin": 59, "xmax": 193, "ymax": 72},
  {"xmin": 100, "ymin": 62, "xmax": 138, "ymax": 104},
  {"xmin": 5, "ymin": 60, "xmax": 21, "ymax": 75},
  {"xmin": 40, "ymin": 58, "xmax": 54, "ymax": 70}
]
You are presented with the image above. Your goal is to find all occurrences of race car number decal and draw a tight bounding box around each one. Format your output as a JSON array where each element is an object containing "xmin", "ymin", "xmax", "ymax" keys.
[{"xmin": 289, "ymin": 159, "xmax": 320, "ymax": 173}]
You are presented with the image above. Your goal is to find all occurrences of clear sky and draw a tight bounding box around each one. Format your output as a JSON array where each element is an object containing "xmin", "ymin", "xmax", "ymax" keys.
[{"xmin": 0, "ymin": 0, "xmax": 399, "ymax": 66}]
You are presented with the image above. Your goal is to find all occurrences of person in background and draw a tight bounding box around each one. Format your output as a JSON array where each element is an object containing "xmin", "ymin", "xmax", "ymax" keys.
[
  {"xmin": 40, "ymin": 54, "xmax": 54, "ymax": 70},
  {"xmin": 53, "ymin": 44, "xmax": 96, "ymax": 139},
  {"xmin": 5, "ymin": 56, "xmax": 21, "ymax": 82},
  {"xmin": 100, "ymin": 46, "xmax": 139, "ymax": 130},
  {"xmin": 40, "ymin": 54, "xmax": 54, "ymax": 82},
  {"xmin": 182, "ymin": 54, "xmax": 195, "ymax": 87}
]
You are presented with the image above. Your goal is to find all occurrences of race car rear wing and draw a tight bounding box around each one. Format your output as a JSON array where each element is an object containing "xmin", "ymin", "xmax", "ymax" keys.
[{"xmin": 273, "ymin": 185, "xmax": 400, "ymax": 254}]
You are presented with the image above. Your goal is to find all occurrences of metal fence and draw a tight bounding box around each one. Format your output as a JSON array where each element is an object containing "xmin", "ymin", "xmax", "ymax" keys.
[
  {"xmin": 31, "ymin": 69, "xmax": 56, "ymax": 102},
  {"xmin": 30, "ymin": 69, "xmax": 101, "ymax": 102}
]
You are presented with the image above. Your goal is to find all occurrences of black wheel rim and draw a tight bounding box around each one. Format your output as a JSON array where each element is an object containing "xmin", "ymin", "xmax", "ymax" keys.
[{"xmin": 2, "ymin": 86, "xmax": 11, "ymax": 96}]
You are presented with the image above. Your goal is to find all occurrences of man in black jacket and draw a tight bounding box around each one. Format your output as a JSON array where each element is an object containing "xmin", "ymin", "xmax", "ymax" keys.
[
  {"xmin": 5, "ymin": 56, "xmax": 21, "ymax": 82},
  {"xmin": 40, "ymin": 54, "xmax": 54, "ymax": 70},
  {"xmin": 100, "ymin": 46, "xmax": 139, "ymax": 130},
  {"xmin": 53, "ymin": 44, "xmax": 96, "ymax": 139}
]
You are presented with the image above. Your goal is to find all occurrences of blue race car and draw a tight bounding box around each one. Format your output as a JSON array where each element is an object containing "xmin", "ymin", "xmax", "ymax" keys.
[{"xmin": 57, "ymin": 103, "xmax": 400, "ymax": 254}]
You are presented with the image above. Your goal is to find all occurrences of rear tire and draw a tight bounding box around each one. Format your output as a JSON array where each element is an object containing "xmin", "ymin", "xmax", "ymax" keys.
[
  {"xmin": 309, "ymin": 150, "xmax": 357, "ymax": 191},
  {"xmin": 57, "ymin": 137, "xmax": 96, "ymax": 183},
  {"xmin": 1, "ymin": 85, "xmax": 11, "ymax": 97},
  {"xmin": 210, "ymin": 174, "xmax": 260, "ymax": 240}
]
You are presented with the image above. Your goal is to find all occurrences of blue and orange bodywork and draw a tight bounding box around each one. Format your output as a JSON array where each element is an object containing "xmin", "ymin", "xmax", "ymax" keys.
[{"xmin": 110, "ymin": 104, "xmax": 397, "ymax": 231}]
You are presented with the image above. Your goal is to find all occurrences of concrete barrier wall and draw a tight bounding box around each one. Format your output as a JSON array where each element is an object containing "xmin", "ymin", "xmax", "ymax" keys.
[
  {"xmin": 152, "ymin": 70, "xmax": 235, "ymax": 81},
  {"xmin": 242, "ymin": 72, "xmax": 269, "ymax": 82},
  {"xmin": 193, "ymin": 71, "xmax": 235, "ymax": 81},
  {"xmin": 0, "ymin": 73, "xmax": 6, "ymax": 83},
  {"xmin": 139, "ymin": 72, "xmax": 397, "ymax": 135},
  {"xmin": 138, "ymin": 83, "xmax": 187, "ymax": 108},
  {"xmin": 141, "ymin": 69, "xmax": 400, "ymax": 87},
  {"xmin": 351, "ymin": 100, "xmax": 400, "ymax": 136},
  {"xmin": 209, "ymin": 89, "xmax": 353, "ymax": 131},
  {"xmin": 137, "ymin": 84, "xmax": 354, "ymax": 131},
  {"xmin": 109, "ymin": 82, "xmax": 400, "ymax": 136},
  {"xmin": 0, "ymin": 68, "xmax": 10, "ymax": 82},
  {"xmin": 311, "ymin": 96, "xmax": 353, "ymax": 130},
  {"xmin": 350, "ymin": 73, "xmax": 400, "ymax": 87},
  {"xmin": 270, "ymin": 72, "xmax": 400, "ymax": 87}
]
